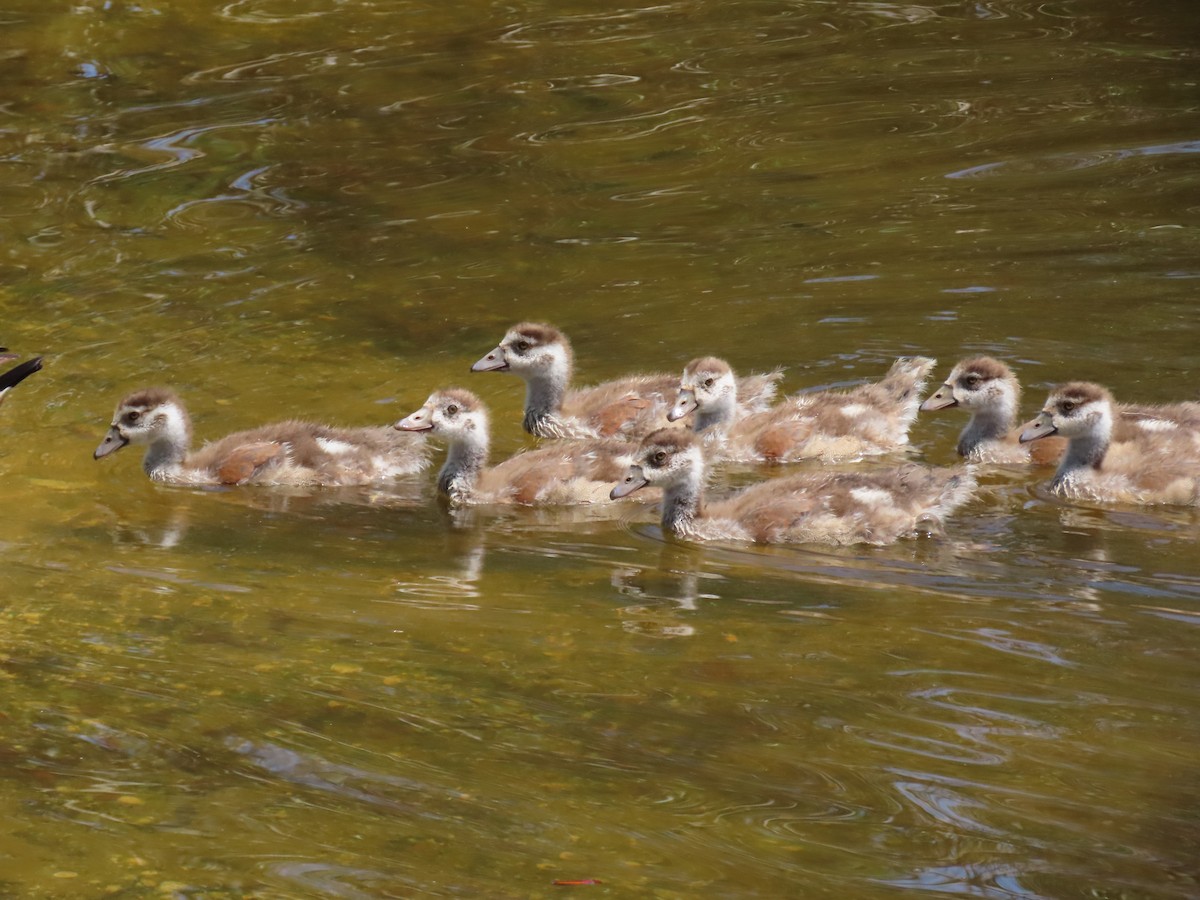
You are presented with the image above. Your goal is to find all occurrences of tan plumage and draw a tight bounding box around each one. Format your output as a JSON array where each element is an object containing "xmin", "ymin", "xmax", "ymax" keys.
[
  {"xmin": 612, "ymin": 429, "xmax": 976, "ymax": 546},
  {"xmin": 471, "ymin": 322, "xmax": 779, "ymax": 440},
  {"xmin": 94, "ymin": 388, "xmax": 428, "ymax": 486},
  {"xmin": 1020, "ymin": 382, "xmax": 1200, "ymax": 506},
  {"xmin": 671, "ymin": 356, "xmax": 935, "ymax": 463},
  {"xmin": 923, "ymin": 356, "xmax": 1200, "ymax": 465},
  {"xmin": 396, "ymin": 388, "xmax": 650, "ymax": 506}
]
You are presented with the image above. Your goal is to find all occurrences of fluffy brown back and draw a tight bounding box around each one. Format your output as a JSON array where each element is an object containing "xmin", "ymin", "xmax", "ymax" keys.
[
  {"xmin": 712, "ymin": 463, "xmax": 974, "ymax": 545},
  {"xmin": 480, "ymin": 437, "xmax": 639, "ymax": 504}
]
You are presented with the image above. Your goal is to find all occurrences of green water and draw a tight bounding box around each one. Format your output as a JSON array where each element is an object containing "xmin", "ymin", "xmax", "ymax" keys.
[{"xmin": 1, "ymin": 0, "xmax": 1198, "ymax": 896}]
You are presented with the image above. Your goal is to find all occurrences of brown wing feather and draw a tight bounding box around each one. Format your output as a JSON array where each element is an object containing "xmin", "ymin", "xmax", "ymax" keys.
[
  {"xmin": 710, "ymin": 464, "xmax": 972, "ymax": 544},
  {"xmin": 190, "ymin": 421, "xmax": 424, "ymax": 485},
  {"xmin": 592, "ymin": 395, "xmax": 652, "ymax": 437},
  {"xmin": 214, "ymin": 442, "xmax": 287, "ymax": 485},
  {"xmin": 479, "ymin": 439, "xmax": 636, "ymax": 504},
  {"xmin": 566, "ymin": 374, "xmax": 675, "ymax": 414}
]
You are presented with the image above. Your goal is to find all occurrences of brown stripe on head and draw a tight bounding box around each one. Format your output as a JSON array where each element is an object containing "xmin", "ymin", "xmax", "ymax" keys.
[
  {"xmin": 511, "ymin": 322, "xmax": 566, "ymax": 348},
  {"xmin": 433, "ymin": 387, "xmax": 484, "ymax": 412},
  {"xmin": 683, "ymin": 357, "xmax": 732, "ymax": 380},
  {"xmin": 956, "ymin": 356, "xmax": 1015, "ymax": 383},
  {"xmin": 118, "ymin": 387, "xmax": 181, "ymax": 412},
  {"xmin": 640, "ymin": 427, "xmax": 698, "ymax": 456},
  {"xmin": 1053, "ymin": 381, "xmax": 1113, "ymax": 409}
]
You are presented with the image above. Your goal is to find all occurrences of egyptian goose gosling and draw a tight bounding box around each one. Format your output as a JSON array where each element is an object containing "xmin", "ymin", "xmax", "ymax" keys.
[
  {"xmin": 612, "ymin": 429, "xmax": 976, "ymax": 545},
  {"xmin": 396, "ymin": 388, "xmax": 645, "ymax": 506},
  {"xmin": 0, "ymin": 353, "xmax": 42, "ymax": 407},
  {"xmin": 470, "ymin": 322, "xmax": 779, "ymax": 440},
  {"xmin": 923, "ymin": 356, "xmax": 1200, "ymax": 464},
  {"xmin": 669, "ymin": 356, "xmax": 935, "ymax": 463},
  {"xmin": 920, "ymin": 357, "xmax": 1067, "ymax": 464},
  {"xmin": 94, "ymin": 388, "xmax": 429, "ymax": 486},
  {"xmin": 1020, "ymin": 382, "xmax": 1200, "ymax": 506}
]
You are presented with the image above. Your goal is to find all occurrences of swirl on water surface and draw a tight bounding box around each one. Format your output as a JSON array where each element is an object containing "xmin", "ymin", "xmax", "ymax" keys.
[
  {"xmin": 164, "ymin": 164, "xmax": 307, "ymax": 230},
  {"xmin": 88, "ymin": 118, "xmax": 282, "ymax": 187},
  {"xmin": 220, "ymin": 0, "xmax": 353, "ymax": 24},
  {"xmin": 185, "ymin": 49, "xmax": 345, "ymax": 84},
  {"xmin": 946, "ymin": 139, "xmax": 1200, "ymax": 180},
  {"xmin": 519, "ymin": 97, "xmax": 710, "ymax": 145},
  {"xmin": 498, "ymin": 5, "xmax": 688, "ymax": 47},
  {"xmin": 878, "ymin": 861, "xmax": 1044, "ymax": 898}
]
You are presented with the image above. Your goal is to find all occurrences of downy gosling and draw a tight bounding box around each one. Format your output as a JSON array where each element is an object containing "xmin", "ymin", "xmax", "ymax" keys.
[
  {"xmin": 396, "ymin": 388, "xmax": 650, "ymax": 506},
  {"xmin": 471, "ymin": 322, "xmax": 779, "ymax": 440},
  {"xmin": 1020, "ymin": 382, "xmax": 1200, "ymax": 506},
  {"xmin": 95, "ymin": 388, "xmax": 428, "ymax": 486},
  {"xmin": 924, "ymin": 356, "xmax": 1200, "ymax": 464},
  {"xmin": 612, "ymin": 429, "xmax": 976, "ymax": 545},
  {"xmin": 670, "ymin": 356, "xmax": 935, "ymax": 463}
]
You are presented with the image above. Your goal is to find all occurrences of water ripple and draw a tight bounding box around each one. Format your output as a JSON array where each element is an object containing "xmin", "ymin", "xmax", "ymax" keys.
[
  {"xmin": 946, "ymin": 139, "xmax": 1200, "ymax": 179},
  {"xmin": 893, "ymin": 779, "xmax": 1005, "ymax": 836},
  {"xmin": 185, "ymin": 49, "xmax": 338, "ymax": 83},
  {"xmin": 220, "ymin": 0, "xmax": 349, "ymax": 24},
  {"xmin": 224, "ymin": 735, "xmax": 469, "ymax": 816},
  {"xmin": 519, "ymin": 97, "xmax": 710, "ymax": 144},
  {"xmin": 497, "ymin": 5, "xmax": 685, "ymax": 47},
  {"xmin": 89, "ymin": 118, "xmax": 281, "ymax": 186},
  {"xmin": 918, "ymin": 627, "xmax": 1076, "ymax": 667},
  {"xmin": 879, "ymin": 861, "xmax": 1045, "ymax": 898},
  {"xmin": 164, "ymin": 164, "xmax": 306, "ymax": 229}
]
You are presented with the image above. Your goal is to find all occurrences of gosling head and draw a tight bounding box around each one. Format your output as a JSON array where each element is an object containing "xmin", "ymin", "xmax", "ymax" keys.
[
  {"xmin": 470, "ymin": 322, "xmax": 572, "ymax": 382},
  {"xmin": 94, "ymin": 388, "xmax": 191, "ymax": 460},
  {"xmin": 669, "ymin": 357, "xmax": 736, "ymax": 424},
  {"xmin": 395, "ymin": 388, "xmax": 489, "ymax": 444},
  {"xmin": 1020, "ymin": 382, "xmax": 1114, "ymax": 444},
  {"xmin": 611, "ymin": 428, "xmax": 704, "ymax": 499},
  {"xmin": 920, "ymin": 357, "xmax": 1019, "ymax": 415}
]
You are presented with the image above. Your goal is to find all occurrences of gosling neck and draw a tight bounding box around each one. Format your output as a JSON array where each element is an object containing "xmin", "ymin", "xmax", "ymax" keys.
[
  {"xmin": 142, "ymin": 407, "xmax": 191, "ymax": 481},
  {"xmin": 957, "ymin": 404, "xmax": 1014, "ymax": 457},
  {"xmin": 1054, "ymin": 414, "xmax": 1112, "ymax": 486},
  {"xmin": 521, "ymin": 367, "xmax": 570, "ymax": 437},
  {"xmin": 661, "ymin": 467, "xmax": 707, "ymax": 536},
  {"xmin": 693, "ymin": 390, "xmax": 737, "ymax": 435},
  {"xmin": 438, "ymin": 424, "xmax": 490, "ymax": 502}
]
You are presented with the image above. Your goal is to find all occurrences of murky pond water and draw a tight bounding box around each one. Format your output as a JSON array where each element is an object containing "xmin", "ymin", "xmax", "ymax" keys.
[{"xmin": 2, "ymin": 0, "xmax": 1198, "ymax": 896}]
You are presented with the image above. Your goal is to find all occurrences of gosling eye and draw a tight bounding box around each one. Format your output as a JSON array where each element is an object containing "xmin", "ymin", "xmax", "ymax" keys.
[
  {"xmin": 124, "ymin": 410, "xmax": 141, "ymax": 424},
  {"xmin": 445, "ymin": 404, "xmax": 459, "ymax": 416},
  {"xmin": 703, "ymin": 378, "xmax": 714, "ymax": 388},
  {"xmin": 1060, "ymin": 400, "xmax": 1076, "ymax": 414},
  {"xmin": 651, "ymin": 450, "xmax": 667, "ymax": 467},
  {"xmin": 514, "ymin": 340, "xmax": 530, "ymax": 352},
  {"xmin": 964, "ymin": 375, "xmax": 981, "ymax": 388}
]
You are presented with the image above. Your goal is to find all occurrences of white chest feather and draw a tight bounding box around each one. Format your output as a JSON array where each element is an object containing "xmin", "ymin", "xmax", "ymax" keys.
[{"xmin": 317, "ymin": 437, "xmax": 356, "ymax": 455}]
